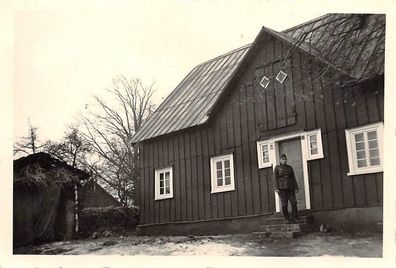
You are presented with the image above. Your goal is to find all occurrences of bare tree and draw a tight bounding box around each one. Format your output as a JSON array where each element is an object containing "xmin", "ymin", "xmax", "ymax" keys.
[
  {"xmin": 81, "ymin": 75, "xmax": 155, "ymax": 206},
  {"xmin": 43, "ymin": 125, "xmax": 92, "ymax": 169},
  {"xmin": 14, "ymin": 118, "xmax": 42, "ymax": 156}
]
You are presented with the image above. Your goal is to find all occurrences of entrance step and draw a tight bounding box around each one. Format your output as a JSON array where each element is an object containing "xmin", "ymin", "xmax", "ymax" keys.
[
  {"xmin": 251, "ymin": 215, "xmax": 314, "ymax": 239},
  {"xmin": 262, "ymin": 215, "xmax": 313, "ymax": 225},
  {"xmin": 259, "ymin": 223, "xmax": 310, "ymax": 233},
  {"xmin": 251, "ymin": 230, "xmax": 299, "ymax": 239}
]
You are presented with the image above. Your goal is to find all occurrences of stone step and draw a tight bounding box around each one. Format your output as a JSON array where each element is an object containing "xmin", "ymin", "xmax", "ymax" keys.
[
  {"xmin": 262, "ymin": 215, "xmax": 313, "ymax": 225},
  {"xmin": 259, "ymin": 223, "xmax": 308, "ymax": 233},
  {"xmin": 251, "ymin": 231, "xmax": 300, "ymax": 239}
]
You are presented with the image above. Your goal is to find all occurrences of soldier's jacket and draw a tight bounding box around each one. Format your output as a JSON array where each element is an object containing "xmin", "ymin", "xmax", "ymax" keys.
[{"xmin": 273, "ymin": 164, "xmax": 298, "ymax": 190}]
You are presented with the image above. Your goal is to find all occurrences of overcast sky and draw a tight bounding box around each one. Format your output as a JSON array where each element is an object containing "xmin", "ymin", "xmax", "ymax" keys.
[{"xmin": 12, "ymin": 2, "xmax": 327, "ymax": 143}]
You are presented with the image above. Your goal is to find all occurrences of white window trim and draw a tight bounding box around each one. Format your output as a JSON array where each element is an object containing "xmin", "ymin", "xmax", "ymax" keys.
[
  {"xmin": 275, "ymin": 70, "xmax": 288, "ymax": 83},
  {"xmin": 259, "ymin": 76, "xmax": 270, "ymax": 89},
  {"xmin": 210, "ymin": 154, "xmax": 235, "ymax": 194},
  {"xmin": 345, "ymin": 122, "xmax": 384, "ymax": 176},
  {"xmin": 306, "ymin": 129, "xmax": 324, "ymax": 160},
  {"xmin": 257, "ymin": 140, "xmax": 274, "ymax": 168},
  {"xmin": 154, "ymin": 167, "xmax": 174, "ymax": 200}
]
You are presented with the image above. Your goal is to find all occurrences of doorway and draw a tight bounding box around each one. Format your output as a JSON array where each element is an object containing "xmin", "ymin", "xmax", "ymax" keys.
[
  {"xmin": 278, "ymin": 138, "xmax": 306, "ymax": 210},
  {"xmin": 270, "ymin": 132, "xmax": 311, "ymax": 212}
]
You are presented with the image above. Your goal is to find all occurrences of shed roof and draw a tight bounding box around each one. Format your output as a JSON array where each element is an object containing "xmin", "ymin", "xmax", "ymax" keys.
[
  {"xmin": 132, "ymin": 14, "xmax": 385, "ymax": 143},
  {"xmin": 14, "ymin": 152, "xmax": 90, "ymax": 186}
]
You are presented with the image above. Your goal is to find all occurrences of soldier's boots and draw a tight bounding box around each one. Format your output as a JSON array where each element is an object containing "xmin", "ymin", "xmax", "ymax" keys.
[
  {"xmin": 291, "ymin": 205, "xmax": 301, "ymax": 223},
  {"xmin": 282, "ymin": 207, "xmax": 290, "ymax": 222},
  {"xmin": 283, "ymin": 206, "xmax": 301, "ymax": 224}
]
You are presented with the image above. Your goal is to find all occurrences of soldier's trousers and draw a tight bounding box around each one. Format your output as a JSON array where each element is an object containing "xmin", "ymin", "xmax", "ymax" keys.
[{"xmin": 278, "ymin": 189, "xmax": 298, "ymax": 219}]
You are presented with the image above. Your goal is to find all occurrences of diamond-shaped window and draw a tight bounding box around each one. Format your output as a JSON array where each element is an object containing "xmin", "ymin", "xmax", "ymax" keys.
[
  {"xmin": 276, "ymin": 70, "xmax": 288, "ymax": 83},
  {"xmin": 259, "ymin": 76, "xmax": 270, "ymax": 89}
]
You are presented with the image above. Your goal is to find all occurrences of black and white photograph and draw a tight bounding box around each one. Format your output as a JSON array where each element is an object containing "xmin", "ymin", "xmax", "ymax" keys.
[{"xmin": 1, "ymin": 1, "xmax": 395, "ymax": 267}]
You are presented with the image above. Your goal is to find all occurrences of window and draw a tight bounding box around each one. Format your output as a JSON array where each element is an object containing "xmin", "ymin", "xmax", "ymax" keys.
[
  {"xmin": 276, "ymin": 70, "xmax": 288, "ymax": 83},
  {"xmin": 210, "ymin": 154, "xmax": 235, "ymax": 193},
  {"xmin": 306, "ymin": 129, "xmax": 324, "ymax": 160},
  {"xmin": 345, "ymin": 122, "xmax": 384, "ymax": 175},
  {"xmin": 257, "ymin": 141, "xmax": 273, "ymax": 168},
  {"xmin": 155, "ymin": 167, "xmax": 173, "ymax": 200},
  {"xmin": 259, "ymin": 76, "xmax": 270, "ymax": 89}
]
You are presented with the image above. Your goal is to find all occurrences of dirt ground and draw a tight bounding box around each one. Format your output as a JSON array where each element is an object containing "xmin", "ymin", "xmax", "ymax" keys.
[{"xmin": 14, "ymin": 232, "xmax": 383, "ymax": 257}]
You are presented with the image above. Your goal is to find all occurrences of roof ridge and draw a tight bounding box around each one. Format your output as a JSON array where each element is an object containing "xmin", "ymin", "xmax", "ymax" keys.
[
  {"xmin": 281, "ymin": 14, "xmax": 331, "ymax": 33},
  {"xmin": 195, "ymin": 43, "xmax": 251, "ymax": 67}
]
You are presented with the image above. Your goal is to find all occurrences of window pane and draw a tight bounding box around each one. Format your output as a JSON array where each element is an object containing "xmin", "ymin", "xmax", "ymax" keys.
[
  {"xmin": 355, "ymin": 141, "xmax": 365, "ymax": 150},
  {"xmin": 263, "ymin": 144, "xmax": 268, "ymax": 152},
  {"xmin": 370, "ymin": 158, "xmax": 380, "ymax": 166},
  {"xmin": 309, "ymin": 135, "xmax": 317, "ymax": 142},
  {"xmin": 262, "ymin": 144, "xmax": 269, "ymax": 163},
  {"xmin": 160, "ymin": 187, "xmax": 164, "ymax": 194},
  {"xmin": 263, "ymin": 153, "xmax": 269, "ymax": 163},
  {"xmin": 367, "ymin": 131, "xmax": 377, "ymax": 140},
  {"xmin": 160, "ymin": 173, "xmax": 164, "ymax": 181},
  {"xmin": 356, "ymin": 150, "xmax": 366, "ymax": 160},
  {"xmin": 355, "ymin": 133, "xmax": 364, "ymax": 142},
  {"xmin": 216, "ymin": 161, "xmax": 222, "ymax": 170},
  {"xmin": 165, "ymin": 172, "xmax": 169, "ymax": 179},
  {"xmin": 368, "ymin": 140, "xmax": 378, "ymax": 149},
  {"xmin": 225, "ymin": 177, "xmax": 231, "ymax": 185},
  {"xmin": 216, "ymin": 170, "xmax": 222, "ymax": 179},
  {"xmin": 357, "ymin": 159, "xmax": 367, "ymax": 168},
  {"xmin": 224, "ymin": 168, "xmax": 230, "ymax": 177},
  {"xmin": 311, "ymin": 148, "xmax": 318, "ymax": 155},
  {"xmin": 166, "ymin": 187, "xmax": 170, "ymax": 194},
  {"xmin": 224, "ymin": 160, "xmax": 230, "ymax": 169},
  {"xmin": 217, "ymin": 178, "xmax": 223, "ymax": 186},
  {"xmin": 310, "ymin": 141, "xmax": 317, "ymax": 148},
  {"xmin": 160, "ymin": 180, "xmax": 164, "ymax": 187},
  {"xmin": 369, "ymin": 148, "xmax": 379, "ymax": 158}
]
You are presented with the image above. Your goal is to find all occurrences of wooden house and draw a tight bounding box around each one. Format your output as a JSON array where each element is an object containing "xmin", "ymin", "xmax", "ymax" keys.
[{"xmin": 132, "ymin": 14, "xmax": 385, "ymax": 235}]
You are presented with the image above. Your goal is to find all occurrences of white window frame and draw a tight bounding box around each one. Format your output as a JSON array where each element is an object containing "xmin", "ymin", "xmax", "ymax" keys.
[
  {"xmin": 256, "ymin": 140, "xmax": 274, "ymax": 168},
  {"xmin": 154, "ymin": 167, "xmax": 173, "ymax": 200},
  {"xmin": 259, "ymin": 76, "xmax": 270, "ymax": 89},
  {"xmin": 306, "ymin": 129, "xmax": 324, "ymax": 160},
  {"xmin": 275, "ymin": 70, "xmax": 288, "ymax": 83},
  {"xmin": 345, "ymin": 122, "xmax": 384, "ymax": 176},
  {"xmin": 210, "ymin": 154, "xmax": 235, "ymax": 194}
]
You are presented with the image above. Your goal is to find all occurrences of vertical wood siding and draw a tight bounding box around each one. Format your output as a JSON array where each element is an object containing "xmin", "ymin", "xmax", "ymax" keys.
[{"xmin": 138, "ymin": 35, "xmax": 384, "ymax": 224}]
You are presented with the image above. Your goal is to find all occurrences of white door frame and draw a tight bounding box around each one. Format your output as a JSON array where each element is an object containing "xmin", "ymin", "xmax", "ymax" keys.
[{"xmin": 266, "ymin": 131, "xmax": 311, "ymax": 212}]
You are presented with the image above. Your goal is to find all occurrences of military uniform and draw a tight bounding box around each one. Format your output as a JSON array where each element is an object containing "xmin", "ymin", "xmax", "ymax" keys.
[{"xmin": 273, "ymin": 163, "xmax": 299, "ymax": 222}]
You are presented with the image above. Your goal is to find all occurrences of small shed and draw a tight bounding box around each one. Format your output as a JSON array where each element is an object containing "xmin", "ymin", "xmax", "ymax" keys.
[{"xmin": 13, "ymin": 153, "xmax": 89, "ymax": 248}]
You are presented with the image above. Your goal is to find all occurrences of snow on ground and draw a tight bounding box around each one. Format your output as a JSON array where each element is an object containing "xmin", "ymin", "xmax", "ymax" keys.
[{"xmin": 15, "ymin": 232, "xmax": 383, "ymax": 257}]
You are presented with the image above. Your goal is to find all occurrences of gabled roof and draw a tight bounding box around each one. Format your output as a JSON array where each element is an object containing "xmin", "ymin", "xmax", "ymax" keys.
[
  {"xmin": 132, "ymin": 14, "xmax": 385, "ymax": 143},
  {"xmin": 282, "ymin": 14, "xmax": 385, "ymax": 80},
  {"xmin": 131, "ymin": 44, "xmax": 250, "ymax": 143}
]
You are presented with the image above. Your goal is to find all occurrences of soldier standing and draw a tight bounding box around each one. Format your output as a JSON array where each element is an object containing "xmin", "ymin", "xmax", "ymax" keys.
[{"xmin": 273, "ymin": 153, "xmax": 300, "ymax": 223}]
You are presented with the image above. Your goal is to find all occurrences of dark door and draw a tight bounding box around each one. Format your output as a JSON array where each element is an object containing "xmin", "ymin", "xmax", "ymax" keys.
[{"xmin": 278, "ymin": 138, "xmax": 306, "ymax": 210}]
